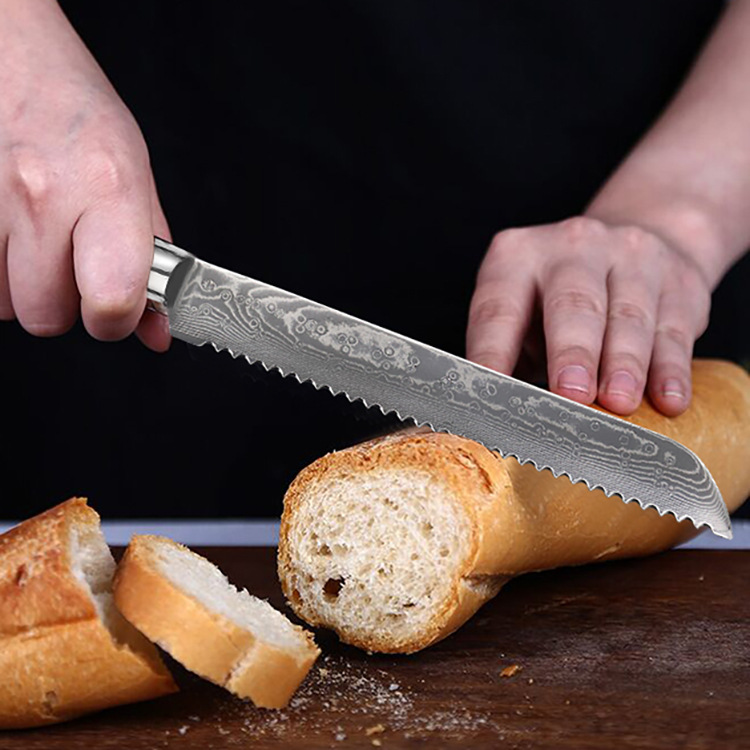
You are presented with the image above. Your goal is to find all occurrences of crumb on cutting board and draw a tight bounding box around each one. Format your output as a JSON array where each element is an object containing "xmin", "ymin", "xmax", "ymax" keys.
[
  {"xmin": 500, "ymin": 664, "xmax": 522, "ymax": 678},
  {"xmin": 177, "ymin": 653, "xmax": 503, "ymax": 743}
]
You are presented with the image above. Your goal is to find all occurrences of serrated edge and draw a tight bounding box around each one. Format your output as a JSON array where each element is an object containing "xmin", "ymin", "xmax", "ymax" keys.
[{"xmin": 206, "ymin": 340, "xmax": 732, "ymax": 540}]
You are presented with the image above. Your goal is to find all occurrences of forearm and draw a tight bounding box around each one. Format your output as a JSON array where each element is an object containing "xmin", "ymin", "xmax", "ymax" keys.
[{"xmin": 586, "ymin": 0, "xmax": 750, "ymax": 290}]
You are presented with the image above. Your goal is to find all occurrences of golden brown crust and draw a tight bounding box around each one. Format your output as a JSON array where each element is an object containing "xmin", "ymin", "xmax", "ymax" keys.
[
  {"xmin": 0, "ymin": 499, "xmax": 177, "ymax": 729},
  {"xmin": 225, "ymin": 639, "xmax": 321, "ymax": 709},
  {"xmin": 0, "ymin": 498, "xmax": 98, "ymax": 636},
  {"xmin": 114, "ymin": 535, "xmax": 320, "ymax": 709},
  {"xmin": 278, "ymin": 360, "xmax": 750, "ymax": 653}
]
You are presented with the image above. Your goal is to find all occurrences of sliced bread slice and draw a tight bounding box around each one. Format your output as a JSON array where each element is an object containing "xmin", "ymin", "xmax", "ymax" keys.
[
  {"xmin": 0, "ymin": 498, "xmax": 177, "ymax": 729},
  {"xmin": 113, "ymin": 535, "xmax": 320, "ymax": 709}
]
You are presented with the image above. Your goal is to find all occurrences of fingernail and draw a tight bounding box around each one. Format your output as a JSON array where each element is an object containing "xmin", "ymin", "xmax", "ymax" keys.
[
  {"xmin": 557, "ymin": 365, "xmax": 591, "ymax": 394},
  {"xmin": 606, "ymin": 370, "xmax": 637, "ymax": 398},
  {"xmin": 662, "ymin": 378, "xmax": 685, "ymax": 400}
]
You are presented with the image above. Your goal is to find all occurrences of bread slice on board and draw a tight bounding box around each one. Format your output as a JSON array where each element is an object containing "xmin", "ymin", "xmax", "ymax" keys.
[
  {"xmin": 114, "ymin": 535, "xmax": 320, "ymax": 709},
  {"xmin": 278, "ymin": 359, "xmax": 750, "ymax": 654},
  {"xmin": 0, "ymin": 498, "xmax": 177, "ymax": 729}
]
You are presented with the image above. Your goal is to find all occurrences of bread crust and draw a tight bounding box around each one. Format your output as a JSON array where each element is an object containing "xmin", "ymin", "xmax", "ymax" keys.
[
  {"xmin": 278, "ymin": 360, "xmax": 750, "ymax": 653},
  {"xmin": 114, "ymin": 535, "xmax": 319, "ymax": 709},
  {"xmin": 0, "ymin": 499, "xmax": 177, "ymax": 729}
]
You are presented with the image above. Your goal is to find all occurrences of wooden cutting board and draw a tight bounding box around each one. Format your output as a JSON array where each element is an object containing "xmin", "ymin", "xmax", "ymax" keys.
[{"xmin": 1, "ymin": 548, "xmax": 747, "ymax": 749}]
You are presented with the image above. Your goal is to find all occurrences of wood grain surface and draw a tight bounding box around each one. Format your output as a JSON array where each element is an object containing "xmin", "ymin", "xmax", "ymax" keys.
[{"xmin": 0, "ymin": 548, "xmax": 747, "ymax": 749}]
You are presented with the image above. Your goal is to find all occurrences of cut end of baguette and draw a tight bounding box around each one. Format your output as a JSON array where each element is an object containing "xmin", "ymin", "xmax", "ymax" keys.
[
  {"xmin": 278, "ymin": 434, "xmax": 505, "ymax": 653},
  {"xmin": 0, "ymin": 498, "xmax": 177, "ymax": 729},
  {"xmin": 279, "ymin": 361, "xmax": 750, "ymax": 655},
  {"xmin": 114, "ymin": 535, "xmax": 320, "ymax": 709}
]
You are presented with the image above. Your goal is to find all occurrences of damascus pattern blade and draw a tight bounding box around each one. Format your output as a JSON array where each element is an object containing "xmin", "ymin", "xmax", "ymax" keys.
[{"xmin": 155, "ymin": 245, "xmax": 731, "ymax": 538}]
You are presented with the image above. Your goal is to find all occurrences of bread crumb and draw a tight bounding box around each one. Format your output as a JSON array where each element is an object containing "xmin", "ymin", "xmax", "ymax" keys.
[
  {"xmin": 500, "ymin": 664, "xmax": 522, "ymax": 678},
  {"xmin": 188, "ymin": 715, "xmax": 201, "ymax": 722},
  {"xmin": 177, "ymin": 725, "xmax": 189, "ymax": 735},
  {"xmin": 528, "ymin": 678, "xmax": 534, "ymax": 684},
  {"xmin": 335, "ymin": 731, "xmax": 347, "ymax": 741},
  {"xmin": 372, "ymin": 740, "xmax": 383, "ymax": 747},
  {"xmin": 318, "ymin": 668, "xmax": 329, "ymax": 677},
  {"xmin": 215, "ymin": 653, "xmax": 500, "ymax": 739}
]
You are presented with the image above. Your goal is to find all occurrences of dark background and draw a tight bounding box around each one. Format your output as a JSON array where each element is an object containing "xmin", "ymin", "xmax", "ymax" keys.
[{"xmin": 2, "ymin": 1, "xmax": 747, "ymax": 520}]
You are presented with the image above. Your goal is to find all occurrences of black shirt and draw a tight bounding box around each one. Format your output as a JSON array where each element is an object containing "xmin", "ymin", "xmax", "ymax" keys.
[{"xmin": 4, "ymin": 0, "xmax": 747, "ymax": 519}]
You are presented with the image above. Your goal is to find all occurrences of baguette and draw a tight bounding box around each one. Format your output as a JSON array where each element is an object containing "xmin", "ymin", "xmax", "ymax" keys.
[
  {"xmin": 278, "ymin": 359, "xmax": 750, "ymax": 654},
  {"xmin": 114, "ymin": 535, "xmax": 320, "ymax": 709},
  {"xmin": 0, "ymin": 498, "xmax": 177, "ymax": 729}
]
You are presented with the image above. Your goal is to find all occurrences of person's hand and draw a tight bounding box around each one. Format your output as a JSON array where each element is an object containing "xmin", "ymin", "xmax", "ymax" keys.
[
  {"xmin": 466, "ymin": 216, "xmax": 712, "ymax": 416},
  {"xmin": 0, "ymin": 0, "xmax": 170, "ymax": 351}
]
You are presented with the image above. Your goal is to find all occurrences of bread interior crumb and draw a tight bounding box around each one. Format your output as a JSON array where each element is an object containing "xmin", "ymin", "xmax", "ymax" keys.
[
  {"xmin": 69, "ymin": 521, "xmax": 154, "ymax": 651},
  {"xmin": 147, "ymin": 539, "xmax": 306, "ymax": 652},
  {"xmin": 285, "ymin": 469, "xmax": 470, "ymax": 646}
]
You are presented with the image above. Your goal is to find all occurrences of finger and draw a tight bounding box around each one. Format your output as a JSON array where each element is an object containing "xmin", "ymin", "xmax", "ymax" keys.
[
  {"xmin": 4, "ymin": 156, "xmax": 78, "ymax": 332},
  {"xmin": 136, "ymin": 309, "xmax": 171, "ymax": 353},
  {"xmin": 647, "ymin": 283, "xmax": 707, "ymax": 416},
  {"xmin": 543, "ymin": 259, "xmax": 608, "ymax": 404},
  {"xmin": 73, "ymin": 181, "xmax": 153, "ymax": 341},
  {"xmin": 597, "ymin": 261, "xmax": 660, "ymax": 415},
  {"xmin": 0, "ymin": 232, "xmax": 13, "ymax": 321},
  {"xmin": 135, "ymin": 176, "xmax": 172, "ymax": 353},
  {"xmin": 466, "ymin": 273, "xmax": 536, "ymax": 375},
  {"xmin": 7, "ymin": 220, "xmax": 79, "ymax": 337}
]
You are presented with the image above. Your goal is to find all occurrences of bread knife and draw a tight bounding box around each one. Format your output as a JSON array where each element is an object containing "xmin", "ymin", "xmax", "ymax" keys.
[{"xmin": 146, "ymin": 238, "xmax": 732, "ymax": 539}]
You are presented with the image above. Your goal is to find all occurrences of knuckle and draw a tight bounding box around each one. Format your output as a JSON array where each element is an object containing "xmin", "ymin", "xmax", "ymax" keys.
[
  {"xmin": 469, "ymin": 296, "xmax": 525, "ymax": 328},
  {"xmin": 10, "ymin": 148, "xmax": 58, "ymax": 209},
  {"xmin": 656, "ymin": 323, "xmax": 692, "ymax": 351},
  {"xmin": 608, "ymin": 300, "xmax": 654, "ymax": 329},
  {"xmin": 86, "ymin": 284, "xmax": 140, "ymax": 322},
  {"xmin": 489, "ymin": 227, "xmax": 527, "ymax": 255},
  {"xmin": 546, "ymin": 288, "xmax": 604, "ymax": 317},
  {"xmin": 619, "ymin": 225, "xmax": 658, "ymax": 253},
  {"xmin": 84, "ymin": 148, "xmax": 136, "ymax": 196},
  {"xmin": 558, "ymin": 216, "xmax": 605, "ymax": 244}
]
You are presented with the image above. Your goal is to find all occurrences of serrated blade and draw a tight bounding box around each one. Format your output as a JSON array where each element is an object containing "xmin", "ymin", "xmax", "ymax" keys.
[{"xmin": 150, "ymin": 240, "xmax": 731, "ymax": 539}]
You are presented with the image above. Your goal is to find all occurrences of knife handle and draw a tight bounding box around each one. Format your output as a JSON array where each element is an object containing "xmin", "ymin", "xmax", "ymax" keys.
[{"xmin": 147, "ymin": 238, "xmax": 195, "ymax": 315}]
